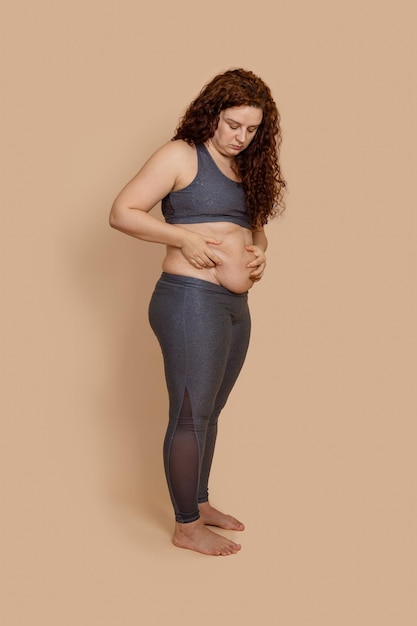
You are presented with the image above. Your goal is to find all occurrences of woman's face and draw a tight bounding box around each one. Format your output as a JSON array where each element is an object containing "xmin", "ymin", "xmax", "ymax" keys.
[{"xmin": 210, "ymin": 105, "xmax": 263, "ymax": 157}]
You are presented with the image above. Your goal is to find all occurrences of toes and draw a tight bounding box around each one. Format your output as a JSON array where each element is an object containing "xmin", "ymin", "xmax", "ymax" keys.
[
  {"xmin": 225, "ymin": 515, "xmax": 244, "ymax": 531},
  {"xmin": 217, "ymin": 539, "xmax": 240, "ymax": 556},
  {"xmin": 226, "ymin": 542, "xmax": 240, "ymax": 555},
  {"xmin": 173, "ymin": 521, "xmax": 242, "ymax": 556}
]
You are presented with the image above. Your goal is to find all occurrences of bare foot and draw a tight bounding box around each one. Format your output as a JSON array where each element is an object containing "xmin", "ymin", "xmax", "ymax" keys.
[
  {"xmin": 198, "ymin": 502, "xmax": 245, "ymax": 531},
  {"xmin": 173, "ymin": 519, "xmax": 241, "ymax": 556}
]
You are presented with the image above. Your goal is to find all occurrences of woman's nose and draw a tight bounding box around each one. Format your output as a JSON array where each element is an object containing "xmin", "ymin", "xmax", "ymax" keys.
[{"xmin": 236, "ymin": 128, "xmax": 247, "ymax": 143}]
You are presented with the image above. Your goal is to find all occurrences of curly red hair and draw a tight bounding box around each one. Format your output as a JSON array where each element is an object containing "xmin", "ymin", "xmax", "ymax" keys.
[{"xmin": 173, "ymin": 68, "xmax": 286, "ymax": 228}]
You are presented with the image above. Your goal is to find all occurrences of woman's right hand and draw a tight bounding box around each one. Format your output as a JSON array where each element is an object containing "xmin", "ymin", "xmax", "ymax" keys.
[{"xmin": 179, "ymin": 230, "xmax": 222, "ymax": 268}]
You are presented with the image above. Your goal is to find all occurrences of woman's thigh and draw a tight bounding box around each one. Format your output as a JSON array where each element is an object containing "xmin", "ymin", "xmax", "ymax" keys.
[{"xmin": 149, "ymin": 275, "xmax": 250, "ymax": 418}]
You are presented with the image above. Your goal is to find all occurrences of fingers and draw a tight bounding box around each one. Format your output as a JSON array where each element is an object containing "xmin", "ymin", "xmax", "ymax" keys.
[
  {"xmin": 246, "ymin": 253, "xmax": 266, "ymax": 270},
  {"xmin": 188, "ymin": 248, "xmax": 220, "ymax": 267},
  {"xmin": 181, "ymin": 233, "xmax": 222, "ymax": 268},
  {"xmin": 198, "ymin": 239, "xmax": 222, "ymax": 267},
  {"xmin": 249, "ymin": 264, "xmax": 265, "ymax": 280},
  {"xmin": 246, "ymin": 245, "xmax": 266, "ymax": 281},
  {"xmin": 190, "ymin": 257, "xmax": 206, "ymax": 268},
  {"xmin": 181, "ymin": 232, "xmax": 221, "ymax": 268},
  {"xmin": 246, "ymin": 244, "xmax": 266, "ymax": 268},
  {"xmin": 190, "ymin": 253, "xmax": 221, "ymax": 268},
  {"xmin": 247, "ymin": 259, "xmax": 265, "ymax": 268},
  {"xmin": 204, "ymin": 239, "xmax": 222, "ymax": 266}
]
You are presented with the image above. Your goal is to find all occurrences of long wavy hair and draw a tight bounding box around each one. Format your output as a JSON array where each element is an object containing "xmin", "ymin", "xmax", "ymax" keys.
[{"xmin": 173, "ymin": 68, "xmax": 286, "ymax": 227}]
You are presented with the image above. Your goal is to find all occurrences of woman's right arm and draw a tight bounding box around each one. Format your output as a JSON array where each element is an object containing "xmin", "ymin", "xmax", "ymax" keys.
[{"xmin": 109, "ymin": 141, "xmax": 222, "ymax": 267}]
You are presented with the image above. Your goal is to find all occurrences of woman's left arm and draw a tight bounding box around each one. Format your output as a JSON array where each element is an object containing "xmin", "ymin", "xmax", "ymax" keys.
[{"xmin": 246, "ymin": 227, "xmax": 268, "ymax": 281}]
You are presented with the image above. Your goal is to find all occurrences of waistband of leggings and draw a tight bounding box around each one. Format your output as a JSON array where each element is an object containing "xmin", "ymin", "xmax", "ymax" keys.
[{"xmin": 157, "ymin": 273, "xmax": 248, "ymax": 297}]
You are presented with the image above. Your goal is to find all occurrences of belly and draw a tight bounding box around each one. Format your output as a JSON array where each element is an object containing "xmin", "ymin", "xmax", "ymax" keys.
[{"xmin": 162, "ymin": 222, "xmax": 255, "ymax": 293}]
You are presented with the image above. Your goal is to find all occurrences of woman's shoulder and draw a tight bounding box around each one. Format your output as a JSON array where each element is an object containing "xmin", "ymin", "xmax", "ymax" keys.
[
  {"xmin": 148, "ymin": 140, "xmax": 197, "ymax": 187},
  {"xmin": 145, "ymin": 139, "xmax": 195, "ymax": 171},
  {"xmin": 154, "ymin": 139, "xmax": 196, "ymax": 162}
]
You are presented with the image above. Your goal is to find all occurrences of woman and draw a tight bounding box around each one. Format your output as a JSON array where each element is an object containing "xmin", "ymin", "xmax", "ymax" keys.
[{"xmin": 110, "ymin": 68, "xmax": 286, "ymax": 556}]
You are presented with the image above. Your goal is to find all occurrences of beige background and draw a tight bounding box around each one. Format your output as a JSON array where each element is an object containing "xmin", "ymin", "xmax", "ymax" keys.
[{"xmin": 1, "ymin": 0, "xmax": 416, "ymax": 624}]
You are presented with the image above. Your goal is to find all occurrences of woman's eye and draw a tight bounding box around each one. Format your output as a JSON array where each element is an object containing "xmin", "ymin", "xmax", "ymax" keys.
[{"xmin": 229, "ymin": 125, "xmax": 239, "ymax": 130}]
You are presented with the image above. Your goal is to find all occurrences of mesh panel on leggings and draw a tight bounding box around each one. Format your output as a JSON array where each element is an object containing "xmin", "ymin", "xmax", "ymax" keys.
[{"xmin": 168, "ymin": 388, "xmax": 200, "ymax": 523}]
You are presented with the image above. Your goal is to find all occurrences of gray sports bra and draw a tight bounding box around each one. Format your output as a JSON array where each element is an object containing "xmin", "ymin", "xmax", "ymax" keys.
[{"xmin": 161, "ymin": 143, "xmax": 250, "ymax": 229}]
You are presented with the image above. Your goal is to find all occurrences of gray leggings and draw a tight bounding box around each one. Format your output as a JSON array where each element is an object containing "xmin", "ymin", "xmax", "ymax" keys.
[{"xmin": 148, "ymin": 273, "xmax": 251, "ymax": 523}]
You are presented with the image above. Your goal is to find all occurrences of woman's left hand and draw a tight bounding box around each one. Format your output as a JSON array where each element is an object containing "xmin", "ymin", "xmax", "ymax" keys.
[{"xmin": 246, "ymin": 245, "xmax": 267, "ymax": 281}]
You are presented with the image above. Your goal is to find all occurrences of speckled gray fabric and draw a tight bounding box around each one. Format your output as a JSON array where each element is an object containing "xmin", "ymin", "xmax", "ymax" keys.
[
  {"xmin": 149, "ymin": 273, "xmax": 251, "ymax": 523},
  {"xmin": 161, "ymin": 144, "xmax": 250, "ymax": 229}
]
